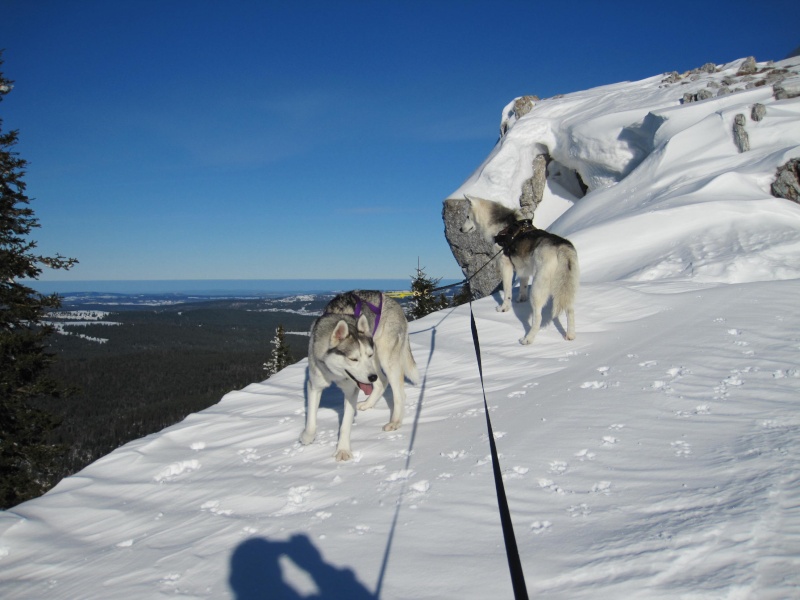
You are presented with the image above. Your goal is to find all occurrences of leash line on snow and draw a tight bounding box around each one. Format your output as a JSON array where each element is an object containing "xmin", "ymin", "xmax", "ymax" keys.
[
  {"xmin": 469, "ymin": 298, "xmax": 529, "ymax": 600},
  {"xmin": 375, "ymin": 225, "xmax": 525, "ymax": 595}
]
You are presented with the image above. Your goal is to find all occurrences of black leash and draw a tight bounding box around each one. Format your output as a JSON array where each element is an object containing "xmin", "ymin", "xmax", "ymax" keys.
[
  {"xmin": 398, "ymin": 217, "xmax": 533, "ymax": 597},
  {"xmin": 429, "ymin": 244, "xmax": 507, "ymax": 295},
  {"xmin": 469, "ymin": 297, "xmax": 529, "ymax": 599}
]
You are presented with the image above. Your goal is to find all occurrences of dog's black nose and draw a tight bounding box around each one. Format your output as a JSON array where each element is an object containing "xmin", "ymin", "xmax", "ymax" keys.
[{"xmin": 369, "ymin": 374, "xmax": 378, "ymax": 383}]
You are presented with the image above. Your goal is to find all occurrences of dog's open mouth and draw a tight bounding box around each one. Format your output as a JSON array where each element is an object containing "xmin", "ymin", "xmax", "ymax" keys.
[{"xmin": 346, "ymin": 370, "xmax": 374, "ymax": 396}]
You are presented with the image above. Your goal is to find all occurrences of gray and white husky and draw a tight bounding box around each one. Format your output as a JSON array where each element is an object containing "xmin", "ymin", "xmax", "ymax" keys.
[
  {"xmin": 461, "ymin": 195, "xmax": 579, "ymax": 345},
  {"xmin": 301, "ymin": 290, "xmax": 419, "ymax": 461}
]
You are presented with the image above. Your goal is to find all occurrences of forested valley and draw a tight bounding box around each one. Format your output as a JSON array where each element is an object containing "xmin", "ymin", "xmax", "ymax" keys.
[{"xmin": 32, "ymin": 296, "xmax": 324, "ymax": 484}]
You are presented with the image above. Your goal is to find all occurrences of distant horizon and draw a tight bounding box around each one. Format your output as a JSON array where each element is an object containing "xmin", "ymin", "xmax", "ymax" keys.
[
  {"xmin": 4, "ymin": 2, "xmax": 796, "ymax": 283},
  {"xmin": 29, "ymin": 277, "xmax": 462, "ymax": 296}
]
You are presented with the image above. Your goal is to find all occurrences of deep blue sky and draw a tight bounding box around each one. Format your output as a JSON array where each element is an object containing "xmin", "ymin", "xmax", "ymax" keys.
[{"xmin": 2, "ymin": 0, "xmax": 797, "ymax": 282}]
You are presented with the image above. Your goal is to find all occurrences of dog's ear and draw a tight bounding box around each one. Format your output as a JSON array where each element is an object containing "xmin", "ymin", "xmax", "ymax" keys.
[
  {"xmin": 330, "ymin": 320, "xmax": 350, "ymax": 346},
  {"xmin": 356, "ymin": 314, "xmax": 371, "ymax": 337}
]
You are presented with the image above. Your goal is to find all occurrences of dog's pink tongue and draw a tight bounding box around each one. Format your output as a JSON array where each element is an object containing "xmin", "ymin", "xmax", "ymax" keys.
[{"xmin": 358, "ymin": 382, "xmax": 374, "ymax": 396}]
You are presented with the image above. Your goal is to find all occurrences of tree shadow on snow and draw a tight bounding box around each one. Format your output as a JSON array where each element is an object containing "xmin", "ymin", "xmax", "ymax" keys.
[{"xmin": 229, "ymin": 534, "xmax": 375, "ymax": 599}]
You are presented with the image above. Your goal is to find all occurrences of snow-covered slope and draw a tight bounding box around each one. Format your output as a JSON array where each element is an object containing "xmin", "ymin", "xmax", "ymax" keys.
[
  {"xmin": 2, "ymin": 57, "xmax": 800, "ymax": 599},
  {"xmin": 451, "ymin": 57, "xmax": 800, "ymax": 284}
]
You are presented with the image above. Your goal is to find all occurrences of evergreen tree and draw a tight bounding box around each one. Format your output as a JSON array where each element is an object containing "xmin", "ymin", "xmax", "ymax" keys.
[
  {"xmin": 408, "ymin": 263, "xmax": 449, "ymax": 320},
  {"xmin": 1, "ymin": 53, "xmax": 78, "ymax": 508},
  {"xmin": 451, "ymin": 281, "xmax": 473, "ymax": 307},
  {"xmin": 263, "ymin": 324, "xmax": 294, "ymax": 377}
]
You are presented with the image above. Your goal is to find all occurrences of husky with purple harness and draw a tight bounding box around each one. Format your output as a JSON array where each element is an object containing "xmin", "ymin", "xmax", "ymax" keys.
[{"xmin": 301, "ymin": 290, "xmax": 419, "ymax": 461}]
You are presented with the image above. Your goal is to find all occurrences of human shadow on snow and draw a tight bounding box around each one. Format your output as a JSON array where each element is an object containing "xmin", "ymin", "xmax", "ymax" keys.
[{"xmin": 229, "ymin": 534, "xmax": 375, "ymax": 599}]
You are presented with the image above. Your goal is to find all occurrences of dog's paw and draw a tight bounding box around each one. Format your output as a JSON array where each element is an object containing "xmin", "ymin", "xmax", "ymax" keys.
[
  {"xmin": 517, "ymin": 295, "xmax": 528, "ymax": 303},
  {"xmin": 565, "ymin": 332, "xmax": 576, "ymax": 341},
  {"xmin": 519, "ymin": 336, "xmax": 533, "ymax": 346},
  {"xmin": 497, "ymin": 304, "xmax": 511, "ymax": 313},
  {"xmin": 357, "ymin": 401, "xmax": 373, "ymax": 411},
  {"xmin": 299, "ymin": 430, "xmax": 315, "ymax": 445},
  {"xmin": 382, "ymin": 421, "xmax": 401, "ymax": 432},
  {"xmin": 334, "ymin": 449, "xmax": 353, "ymax": 461}
]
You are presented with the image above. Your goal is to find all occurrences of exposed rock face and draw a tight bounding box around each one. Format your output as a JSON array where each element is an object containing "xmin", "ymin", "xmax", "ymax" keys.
[
  {"xmin": 442, "ymin": 198, "xmax": 502, "ymax": 297},
  {"xmin": 733, "ymin": 114, "xmax": 750, "ymax": 152},
  {"xmin": 518, "ymin": 154, "xmax": 548, "ymax": 220},
  {"xmin": 668, "ymin": 56, "xmax": 798, "ymax": 102},
  {"xmin": 736, "ymin": 56, "xmax": 758, "ymax": 76},
  {"xmin": 774, "ymin": 76, "xmax": 800, "ymax": 100},
  {"xmin": 513, "ymin": 95, "xmax": 537, "ymax": 119},
  {"xmin": 500, "ymin": 95, "xmax": 539, "ymax": 136},
  {"xmin": 442, "ymin": 149, "xmax": 551, "ymax": 297},
  {"xmin": 771, "ymin": 159, "xmax": 800, "ymax": 203},
  {"xmin": 443, "ymin": 56, "xmax": 800, "ymax": 297}
]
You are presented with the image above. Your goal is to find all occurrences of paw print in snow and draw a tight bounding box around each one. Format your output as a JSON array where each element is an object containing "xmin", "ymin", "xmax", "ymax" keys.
[
  {"xmin": 671, "ymin": 440, "xmax": 691, "ymax": 457},
  {"xmin": 530, "ymin": 520, "xmax": 552, "ymax": 534}
]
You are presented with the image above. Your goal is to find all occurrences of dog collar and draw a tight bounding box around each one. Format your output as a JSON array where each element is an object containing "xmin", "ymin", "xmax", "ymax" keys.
[{"xmin": 495, "ymin": 219, "xmax": 535, "ymax": 255}]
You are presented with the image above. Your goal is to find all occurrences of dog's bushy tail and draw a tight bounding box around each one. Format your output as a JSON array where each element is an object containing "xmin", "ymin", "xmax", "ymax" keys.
[{"xmin": 551, "ymin": 246, "xmax": 580, "ymax": 317}]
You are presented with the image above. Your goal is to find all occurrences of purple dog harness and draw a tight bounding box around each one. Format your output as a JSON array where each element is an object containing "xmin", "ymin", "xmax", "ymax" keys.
[{"xmin": 352, "ymin": 293, "xmax": 383, "ymax": 335}]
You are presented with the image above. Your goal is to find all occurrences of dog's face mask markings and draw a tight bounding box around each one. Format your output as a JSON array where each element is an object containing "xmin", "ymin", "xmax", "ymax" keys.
[{"xmin": 328, "ymin": 318, "xmax": 378, "ymax": 395}]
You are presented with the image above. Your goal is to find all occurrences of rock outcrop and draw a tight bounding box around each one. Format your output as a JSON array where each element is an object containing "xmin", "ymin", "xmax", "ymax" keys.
[
  {"xmin": 442, "ymin": 197, "xmax": 502, "ymax": 297},
  {"xmin": 443, "ymin": 55, "xmax": 800, "ymax": 296},
  {"xmin": 771, "ymin": 159, "xmax": 800, "ymax": 203},
  {"xmin": 751, "ymin": 103, "xmax": 766, "ymax": 121},
  {"xmin": 774, "ymin": 76, "xmax": 800, "ymax": 100},
  {"xmin": 442, "ymin": 149, "xmax": 552, "ymax": 297},
  {"xmin": 518, "ymin": 154, "xmax": 548, "ymax": 220},
  {"xmin": 733, "ymin": 114, "xmax": 750, "ymax": 153}
]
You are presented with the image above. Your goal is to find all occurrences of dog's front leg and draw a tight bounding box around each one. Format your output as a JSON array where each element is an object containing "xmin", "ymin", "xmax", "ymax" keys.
[
  {"xmin": 497, "ymin": 254, "xmax": 514, "ymax": 312},
  {"xmin": 334, "ymin": 383, "xmax": 359, "ymax": 461},
  {"xmin": 300, "ymin": 378, "xmax": 322, "ymax": 446}
]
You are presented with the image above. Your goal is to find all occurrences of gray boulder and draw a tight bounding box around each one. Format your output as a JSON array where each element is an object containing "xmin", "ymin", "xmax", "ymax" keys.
[
  {"xmin": 443, "ymin": 152, "xmax": 551, "ymax": 298},
  {"xmin": 518, "ymin": 154, "xmax": 548, "ymax": 220},
  {"xmin": 774, "ymin": 76, "xmax": 800, "ymax": 100},
  {"xmin": 500, "ymin": 95, "xmax": 539, "ymax": 136},
  {"xmin": 737, "ymin": 56, "xmax": 758, "ymax": 76},
  {"xmin": 771, "ymin": 159, "xmax": 800, "ymax": 203},
  {"xmin": 442, "ymin": 198, "xmax": 502, "ymax": 298},
  {"xmin": 733, "ymin": 114, "xmax": 750, "ymax": 153},
  {"xmin": 751, "ymin": 103, "xmax": 766, "ymax": 121}
]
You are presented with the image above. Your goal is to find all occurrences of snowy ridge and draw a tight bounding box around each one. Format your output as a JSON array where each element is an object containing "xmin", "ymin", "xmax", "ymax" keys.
[
  {"xmin": 2, "ymin": 57, "xmax": 800, "ymax": 598},
  {"xmin": 451, "ymin": 57, "xmax": 800, "ymax": 283}
]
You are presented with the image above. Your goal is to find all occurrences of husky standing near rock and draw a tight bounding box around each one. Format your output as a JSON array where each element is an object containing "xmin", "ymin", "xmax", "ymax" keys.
[
  {"xmin": 301, "ymin": 291, "xmax": 419, "ymax": 461},
  {"xmin": 460, "ymin": 195, "xmax": 579, "ymax": 345}
]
